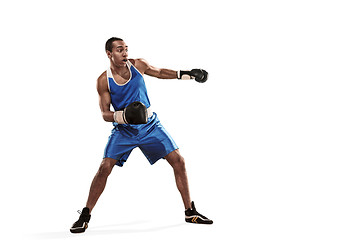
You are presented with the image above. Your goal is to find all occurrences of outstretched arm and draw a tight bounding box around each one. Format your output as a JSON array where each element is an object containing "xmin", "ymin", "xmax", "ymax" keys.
[
  {"xmin": 134, "ymin": 58, "xmax": 177, "ymax": 79},
  {"xmin": 133, "ymin": 58, "xmax": 208, "ymax": 83}
]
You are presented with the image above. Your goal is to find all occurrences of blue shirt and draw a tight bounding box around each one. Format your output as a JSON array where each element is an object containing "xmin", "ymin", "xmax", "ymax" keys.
[{"xmin": 106, "ymin": 61, "xmax": 151, "ymax": 112}]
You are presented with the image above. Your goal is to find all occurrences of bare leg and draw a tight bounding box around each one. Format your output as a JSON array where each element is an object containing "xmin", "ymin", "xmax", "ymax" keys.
[
  {"xmin": 165, "ymin": 149, "xmax": 191, "ymax": 210},
  {"xmin": 86, "ymin": 158, "xmax": 117, "ymax": 213}
]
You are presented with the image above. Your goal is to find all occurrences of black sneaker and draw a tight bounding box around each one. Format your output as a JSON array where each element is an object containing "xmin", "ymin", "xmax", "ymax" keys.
[
  {"xmin": 70, "ymin": 207, "xmax": 91, "ymax": 233},
  {"xmin": 185, "ymin": 201, "xmax": 213, "ymax": 224}
]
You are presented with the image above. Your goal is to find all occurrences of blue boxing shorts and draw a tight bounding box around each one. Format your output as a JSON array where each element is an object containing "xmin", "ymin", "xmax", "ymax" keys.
[{"xmin": 104, "ymin": 112, "xmax": 178, "ymax": 167}]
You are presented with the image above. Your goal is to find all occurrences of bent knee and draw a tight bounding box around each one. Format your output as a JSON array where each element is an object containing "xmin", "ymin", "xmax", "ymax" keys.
[
  {"xmin": 171, "ymin": 155, "xmax": 186, "ymax": 171},
  {"xmin": 98, "ymin": 158, "xmax": 116, "ymax": 176}
]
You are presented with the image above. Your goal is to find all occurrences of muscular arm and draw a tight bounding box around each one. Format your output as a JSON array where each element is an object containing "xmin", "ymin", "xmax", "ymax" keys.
[
  {"xmin": 96, "ymin": 72, "xmax": 114, "ymax": 122},
  {"xmin": 134, "ymin": 58, "xmax": 177, "ymax": 79}
]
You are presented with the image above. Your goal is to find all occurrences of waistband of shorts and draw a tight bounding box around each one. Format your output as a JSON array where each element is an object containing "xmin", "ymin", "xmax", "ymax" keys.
[{"xmin": 113, "ymin": 109, "xmax": 155, "ymax": 131}]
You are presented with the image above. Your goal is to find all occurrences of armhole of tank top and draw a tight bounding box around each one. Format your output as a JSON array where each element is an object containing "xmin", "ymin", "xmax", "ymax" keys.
[
  {"xmin": 106, "ymin": 68, "xmax": 112, "ymax": 92},
  {"xmin": 128, "ymin": 60, "xmax": 144, "ymax": 77}
]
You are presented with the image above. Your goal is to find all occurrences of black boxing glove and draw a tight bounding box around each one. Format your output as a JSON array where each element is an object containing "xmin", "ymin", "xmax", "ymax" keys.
[
  {"xmin": 177, "ymin": 69, "xmax": 208, "ymax": 83},
  {"xmin": 114, "ymin": 101, "xmax": 148, "ymax": 124}
]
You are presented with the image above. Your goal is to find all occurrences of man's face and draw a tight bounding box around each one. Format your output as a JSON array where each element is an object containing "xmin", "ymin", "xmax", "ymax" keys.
[{"xmin": 107, "ymin": 40, "xmax": 128, "ymax": 67}]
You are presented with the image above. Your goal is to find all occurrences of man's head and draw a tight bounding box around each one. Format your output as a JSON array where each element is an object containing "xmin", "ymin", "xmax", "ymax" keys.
[
  {"xmin": 105, "ymin": 37, "xmax": 123, "ymax": 52},
  {"xmin": 105, "ymin": 37, "xmax": 128, "ymax": 67}
]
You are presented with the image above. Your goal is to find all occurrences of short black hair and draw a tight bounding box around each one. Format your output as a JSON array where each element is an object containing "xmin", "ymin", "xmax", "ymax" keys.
[{"xmin": 105, "ymin": 37, "xmax": 124, "ymax": 52}]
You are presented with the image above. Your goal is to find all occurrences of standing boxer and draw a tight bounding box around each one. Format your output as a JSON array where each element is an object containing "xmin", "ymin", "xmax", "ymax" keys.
[{"xmin": 70, "ymin": 37, "xmax": 212, "ymax": 233}]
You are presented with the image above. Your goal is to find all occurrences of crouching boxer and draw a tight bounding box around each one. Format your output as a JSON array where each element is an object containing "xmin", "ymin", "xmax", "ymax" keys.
[{"xmin": 70, "ymin": 37, "xmax": 212, "ymax": 234}]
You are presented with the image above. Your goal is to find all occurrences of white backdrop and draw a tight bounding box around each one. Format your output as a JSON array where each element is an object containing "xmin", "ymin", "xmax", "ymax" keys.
[{"xmin": 1, "ymin": 0, "xmax": 359, "ymax": 239}]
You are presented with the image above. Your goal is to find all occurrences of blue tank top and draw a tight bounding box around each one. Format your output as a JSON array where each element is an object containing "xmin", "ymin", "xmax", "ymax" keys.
[{"xmin": 106, "ymin": 61, "xmax": 151, "ymax": 111}]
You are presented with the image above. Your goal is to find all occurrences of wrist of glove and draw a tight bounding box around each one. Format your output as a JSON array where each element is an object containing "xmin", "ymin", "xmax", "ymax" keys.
[
  {"xmin": 114, "ymin": 101, "xmax": 148, "ymax": 124},
  {"xmin": 177, "ymin": 69, "xmax": 208, "ymax": 83}
]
